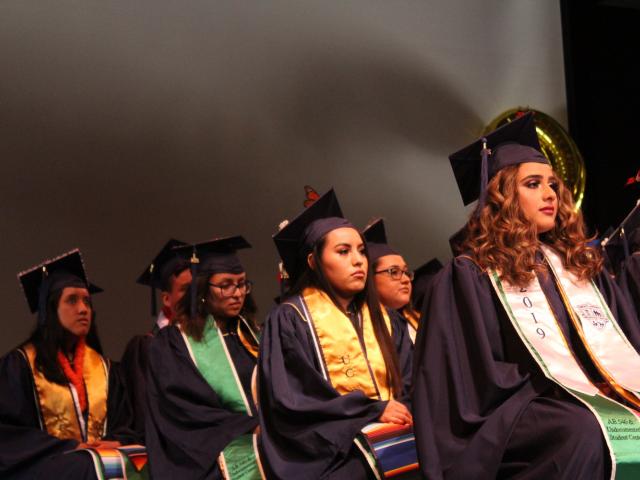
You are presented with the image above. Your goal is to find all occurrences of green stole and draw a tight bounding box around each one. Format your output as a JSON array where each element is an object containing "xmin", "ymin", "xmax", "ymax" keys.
[
  {"xmin": 180, "ymin": 316, "xmax": 263, "ymax": 480},
  {"xmin": 489, "ymin": 246, "xmax": 640, "ymax": 479}
]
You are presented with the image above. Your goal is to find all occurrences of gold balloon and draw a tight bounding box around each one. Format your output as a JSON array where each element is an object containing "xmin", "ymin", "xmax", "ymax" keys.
[{"xmin": 484, "ymin": 108, "xmax": 586, "ymax": 210}]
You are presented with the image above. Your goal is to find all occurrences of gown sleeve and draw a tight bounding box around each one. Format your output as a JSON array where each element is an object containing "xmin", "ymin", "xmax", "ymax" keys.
[
  {"xmin": 105, "ymin": 359, "xmax": 139, "ymax": 444},
  {"xmin": 144, "ymin": 326, "xmax": 257, "ymax": 480},
  {"xmin": 118, "ymin": 333, "xmax": 153, "ymax": 442},
  {"xmin": 388, "ymin": 308, "xmax": 414, "ymax": 406},
  {"xmin": 411, "ymin": 257, "xmax": 544, "ymax": 479},
  {"xmin": 257, "ymin": 302, "xmax": 387, "ymax": 480},
  {"xmin": 0, "ymin": 349, "xmax": 79, "ymax": 478}
]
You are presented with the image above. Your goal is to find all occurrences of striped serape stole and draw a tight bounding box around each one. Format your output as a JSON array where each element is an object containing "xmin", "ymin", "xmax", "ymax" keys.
[
  {"xmin": 80, "ymin": 444, "xmax": 149, "ymax": 480},
  {"xmin": 361, "ymin": 423, "xmax": 420, "ymax": 479}
]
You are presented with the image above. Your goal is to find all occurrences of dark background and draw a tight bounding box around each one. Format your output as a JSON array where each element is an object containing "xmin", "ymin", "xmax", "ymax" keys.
[
  {"xmin": 561, "ymin": 0, "xmax": 640, "ymax": 233},
  {"xmin": 0, "ymin": 2, "xmax": 575, "ymax": 358}
]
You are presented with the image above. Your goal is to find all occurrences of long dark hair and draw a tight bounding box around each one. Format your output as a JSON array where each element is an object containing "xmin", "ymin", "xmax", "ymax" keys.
[
  {"xmin": 287, "ymin": 232, "xmax": 403, "ymax": 398},
  {"xmin": 26, "ymin": 289, "xmax": 103, "ymax": 385},
  {"xmin": 174, "ymin": 273, "xmax": 258, "ymax": 341}
]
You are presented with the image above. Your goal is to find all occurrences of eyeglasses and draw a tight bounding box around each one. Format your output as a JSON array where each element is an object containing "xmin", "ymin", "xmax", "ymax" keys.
[
  {"xmin": 208, "ymin": 280, "xmax": 253, "ymax": 297},
  {"xmin": 374, "ymin": 267, "xmax": 414, "ymax": 281}
]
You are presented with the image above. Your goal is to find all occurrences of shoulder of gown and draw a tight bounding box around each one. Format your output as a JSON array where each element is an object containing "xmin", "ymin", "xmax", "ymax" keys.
[{"xmin": 595, "ymin": 266, "xmax": 640, "ymax": 352}]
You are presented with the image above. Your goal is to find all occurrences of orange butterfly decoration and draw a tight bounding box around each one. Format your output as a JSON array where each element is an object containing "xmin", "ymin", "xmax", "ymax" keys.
[{"xmin": 303, "ymin": 185, "xmax": 320, "ymax": 208}]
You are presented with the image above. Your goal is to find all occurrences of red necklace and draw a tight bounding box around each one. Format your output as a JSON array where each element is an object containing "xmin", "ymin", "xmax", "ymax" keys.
[{"xmin": 57, "ymin": 338, "xmax": 87, "ymax": 412}]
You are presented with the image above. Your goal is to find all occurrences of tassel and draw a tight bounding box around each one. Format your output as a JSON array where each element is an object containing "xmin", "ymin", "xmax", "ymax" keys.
[
  {"xmin": 190, "ymin": 248, "xmax": 199, "ymax": 319},
  {"xmin": 37, "ymin": 267, "xmax": 50, "ymax": 326},
  {"xmin": 477, "ymin": 137, "xmax": 490, "ymax": 214},
  {"xmin": 622, "ymin": 228, "xmax": 630, "ymax": 261}
]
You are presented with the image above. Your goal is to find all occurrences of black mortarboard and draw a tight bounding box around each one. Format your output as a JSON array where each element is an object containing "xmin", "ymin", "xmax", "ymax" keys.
[
  {"xmin": 174, "ymin": 236, "xmax": 251, "ymax": 317},
  {"xmin": 175, "ymin": 235, "xmax": 251, "ymax": 276},
  {"xmin": 18, "ymin": 249, "xmax": 102, "ymax": 325},
  {"xmin": 137, "ymin": 239, "xmax": 189, "ymax": 289},
  {"xmin": 273, "ymin": 188, "xmax": 354, "ymax": 284},
  {"xmin": 362, "ymin": 219, "xmax": 398, "ymax": 262},
  {"xmin": 136, "ymin": 239, "xmax": 189, "ymax": 317},
  {"xmin": 449, "ymin": 112, "xmax": 548, "ymax": 208}
]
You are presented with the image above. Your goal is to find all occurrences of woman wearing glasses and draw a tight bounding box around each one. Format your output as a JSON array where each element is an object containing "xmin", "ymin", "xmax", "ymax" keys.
[
  {"xmin": 363, "ymin": 219, "xmax": 420, "ymax": 344},
  {"xmin": 259, "ymin": 190, "xmax": 415, "ymax": 479},
  {"xmin": 144, "ymin": 236, "xmax": 263, "ymax": 480}
]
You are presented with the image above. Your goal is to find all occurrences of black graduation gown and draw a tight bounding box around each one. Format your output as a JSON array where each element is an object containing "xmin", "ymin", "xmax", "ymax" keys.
[
  {"xmin": 412, "ymin": 256, "xmax": 640, "ymax": 480},
  {"xmin": 616, "ymin": 254, "xmax": 640, "ymax": 320},
  {"xmin": 257, "ymin": 302, "xmax": 414, "ymax": 480},
  {"xmin": 390, "ymin": 309, "xmax": 414, "ymax": 402},
  {"xmin": 144, "ymin": 321, "xmax": 258, "ymax": 480},
  {"xmin": 0, "ymin": 349, "xmax": 137, "ymax": 479},
  {"xmin": 119, "ymin": 323, "xmax": 160, "ymax": 443}
]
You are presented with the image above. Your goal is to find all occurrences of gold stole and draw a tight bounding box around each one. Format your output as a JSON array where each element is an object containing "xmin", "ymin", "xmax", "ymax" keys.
[
  {"xmin": 401, "ymin": 308, "xmax": 420, "ymax": 344},
  {"xmin": 301, "ymin": 288, "xmax": 393, "ymax": 400},
  {"xmin": 236, "ymin": 316, "xmax": 259, "ymax": 358},
  {"xmin": 401, "ymin": 308, "xmax": 419, "ymax": 332},
  {"xmin": 21, "ymin": 343, "xmax": 109, "ymax": 442}
]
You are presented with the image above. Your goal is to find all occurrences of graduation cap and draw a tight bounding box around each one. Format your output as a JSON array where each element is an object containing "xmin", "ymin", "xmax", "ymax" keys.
[
  {"xmin": 411, "ymin": 258, "xmax": 443, "ymax": 312},
  {"xmin": 273, "ymin": 188, "xmax": 354, "ymax": 285},
  {"xmin": 173, "ymin": 236, "xmax": 252, "ymax": 318},
  {"xmin": 449, "ymin": 112, "xmax": 548, "ymax": 208},
  {"xmin": 362, "ymin": 218, "xmax": 399, "ymax": 263},
  {"xmin": 136, "ymin": 239, "xmax": 189, "ymax": 317},
  {"xmin": 18, "ymin": 249, "xmax": 102, "ymax": 326}
]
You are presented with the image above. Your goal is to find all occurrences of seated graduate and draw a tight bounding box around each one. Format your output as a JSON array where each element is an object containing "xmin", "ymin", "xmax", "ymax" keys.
[
  {"xmin": 145, "ymin": 236, "xmax": 262, "ymax": 480},
  {"xmin": 362, "ymin": 218, "xmax": 420, "ymax": 344},
  {"xmin": 0, "ymin": 249, "xmax": 137, "ymax": 479},
  {"xmin": 412, "ymin": 112, "xmax": 640, "ymax": 479},
  {"xmin": 258, "ymin": 189, "xmax": 414, "ymax": 480},
  {"xmin": 120, "ymin": 239, "xmax": 191, "ymax": 441},
  {"xmin": 603, "ymin": 203, "xmax": 640, "ymax": 316}
]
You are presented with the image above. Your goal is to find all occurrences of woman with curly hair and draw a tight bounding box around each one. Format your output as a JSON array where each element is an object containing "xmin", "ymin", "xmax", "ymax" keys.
[{"xmin": 412, "ymin": 113, "xmax": 640, "ymax": 479}]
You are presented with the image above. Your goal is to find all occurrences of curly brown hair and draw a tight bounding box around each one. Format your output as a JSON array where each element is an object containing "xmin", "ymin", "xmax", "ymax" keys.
[{"xmin": 460, "ymin": 164, "xmax": 602, "ymax": 287}]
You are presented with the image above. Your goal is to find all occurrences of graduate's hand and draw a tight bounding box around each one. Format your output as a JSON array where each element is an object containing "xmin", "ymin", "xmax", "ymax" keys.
[{"xmin": 379, "ymin": 400, "xmax": 413, "ymax": 425}]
